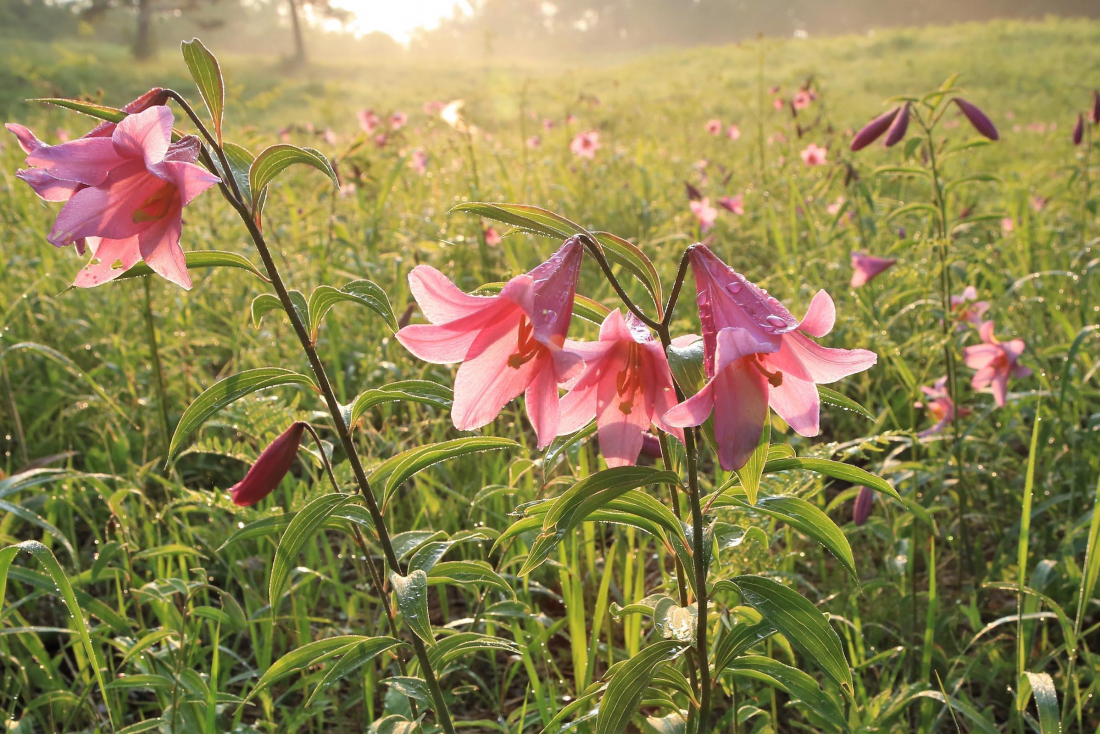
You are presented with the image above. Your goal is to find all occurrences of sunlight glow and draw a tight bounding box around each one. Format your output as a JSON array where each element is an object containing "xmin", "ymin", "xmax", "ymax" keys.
[{"xmin": 332, "ymin": 0, "xmax": 472, "ymax": 43}]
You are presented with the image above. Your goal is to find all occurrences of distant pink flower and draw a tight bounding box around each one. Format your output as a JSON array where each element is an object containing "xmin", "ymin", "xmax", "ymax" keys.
[
  {"xmin": 718, "ymin": 194, "xmax": 744, "ymax": 215},
  {"xmin": 850, "ymin": 251, "xmax": 896, "ymax": 287},
  {"xmin": 962, "ymin": 321, "xmax": 1030, "ymax": 407},
  {"xmin": 769, "ymin": 85, "xmax": 780, "ymax": 94},
  {"xmin": 768, "ymin": 132, "xmax": 788, "ymax": 146},
  {"xmin": 230, "ymin": 422, "xmax": 306, "ymax": 506},
  {"xmin": 390, "ymin": 111, "xmax": 408, "ymax": 130},
  {"xmin": 279, "ymin": 127, "xmax": 292, "ymax": 143},
  {"xmin": 558, "ymin": 310, "xmax": 684, "ymax": 467},
  {"xmin": 570, "ymin": 131, "xmax": 600, "ymax": 159},
  {"xmin": 664, "ymin": 245, "xmax": 877, "ymax": 470},
  {"xmin": 483, "ymin": 226, "xmax": 502, "ymax": 246},
  {"xmin": 1030, "ymin": 195, "xmax": 1047, "ymax": 212},
  {"xmin": 914, "ymin": 376, "xmax": 969, "ymax": 437},
  {"xmin": 374, "ymin": 133, "xmax": 388, "ymax": 148},
  {"xmin": 690, "ymin": 198, "xmax": 719, "ymax": 232},
  {"xmin": 423, "ymin": 100, "xmax": 445, "ymax": 115},
  {"xmin": 358, "ymin": 109, "xmax": 381, "ymax": 133},
  {"xmin": 527, "ymin": 134, "xmax": 541, "ymax": 149},
  {"xmin": 543, "ymin": 118, "xmax": 555, "ymax": 130},
  {"xmin": 55, "ymin": 128, "xmax": 70, "ymax": 143},
  {"xmin": 396, "ymin": 238, "xmax": 584, "ymax": 447},
  {"xmin": 826, "ymin": 196, "xmax": 846, "ymax": 216},
  {"xmin": 705, "ymin": 118, "xmax": 722, "ymax": 135},
  {"xmin": 800, "ymin": 143, "xmax": 827, "ymax": 166},
  {"xmin": 409, "ymin": 149, "xmax": 428, "ymax": 174},
  {"xmin": 8, "ymin": 105, "xmax": 220, "ymax": 289},
  {"xmin": 793, "ymin": 91, "xmax": 812, "ymax": 110},
  {"xmin": 773, "ymin": 98, "xmax": 785, "ymax": 111},
  {"xmin": 950, "ymin": 286, "xmax": 989, "ymax": 329},
  {"xmin": 322, "ymin": 128, "xmax": 338, "ymax": 145},
  {"xmin": 566, "ymin": 114, "xmax": 577, "ymax": 125},
  {"xmin": 1001, "ymin": 217, "xmax": 1015, "ymax": 233},
  {"xmin": 726, "ymin": 125, "xmax": 742, "ymax": 140}
]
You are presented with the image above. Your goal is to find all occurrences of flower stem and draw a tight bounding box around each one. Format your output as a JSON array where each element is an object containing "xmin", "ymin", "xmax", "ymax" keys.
[
  {"xmin": 142, "ymin": 277, "xmax": 173, "ymax": 457},
  {"xmin": 171, "ymin": 91, "xmax": 456, "ymax": 733}
]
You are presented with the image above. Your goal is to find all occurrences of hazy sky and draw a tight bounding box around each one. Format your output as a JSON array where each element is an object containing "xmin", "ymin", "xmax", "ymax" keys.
[{"xmin": 333, "ymin": 0, "xmax": 472, "ymax": 42}]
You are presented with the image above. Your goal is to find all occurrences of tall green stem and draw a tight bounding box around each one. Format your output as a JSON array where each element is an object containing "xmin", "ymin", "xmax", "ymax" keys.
[
  {"xmin": 142, "ymin": 278, "xmax": 173, "ymax": 456},
  {"xmin": 920, "ymin": 115, "xmax": 977, "ymax": 581},
  {"xmin": 170, "ymin": 92, "xmax": 457, "ymax": 734}
]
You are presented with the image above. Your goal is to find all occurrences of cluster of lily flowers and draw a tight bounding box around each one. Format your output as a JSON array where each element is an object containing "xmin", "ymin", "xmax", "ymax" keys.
[{"xmin": 396, "ymin": 237, "xmax": 878, "ymax": 473}]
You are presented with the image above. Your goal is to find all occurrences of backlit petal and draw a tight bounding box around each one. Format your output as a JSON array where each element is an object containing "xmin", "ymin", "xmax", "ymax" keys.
[
  {"xmin": 72, "ymin": 236, "xmax": 142, "ymax": 288},
  {"xmin": 451, "ymin": 315, "xmax": 537, "ymax": 430},
  {"xmin": 25, "ymin": 136, "xmax": 126, "ymax": 186},
  {"xmin": 712, "ymin": 360, "xmax": 770, "ymax": 471},
  {"xmin": 525, "ymin": 353, "xmax": 562, "ymax": 448},
  {"xmin": 138, "ymin": 214, "xmax": 191, "ymax": 290},
  {"xmin": 798, "ymin": 290, "xmax": 836, "ymax": 337},
  {"xmin": 769, "ymin": 374, "xmax": 820, "ymax": 436},
  {"xmin": 112, "ymin": 106, "xmax": 173, "ymax": 164},
  {"xmin": 408, "ymin": 265, "xmax": 497, "ymax": 323},
  {"xmin": 781, "ymin": 332, "xmax": 877, "ymax": 384}
]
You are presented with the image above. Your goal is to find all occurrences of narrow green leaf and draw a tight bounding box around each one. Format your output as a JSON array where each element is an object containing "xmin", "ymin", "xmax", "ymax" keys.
[
  {"xmin": 725, "ymin": 496, "xmax": 856, "ymax": 577},
  {"xmin": 242, "ymin": 636, "xmax": 368, "ymax": 704},
  {"xmin": 372, "ymin": 436, "xmax": 519, "ymax": 509},
  {"xmin": 169, "ymin": 368, "xmax": 317, "ymax": 459},
  {"xmin": 735, "ymin": 413, "xmax": 770, "ymax": 505},
  {"xmin": 726, "ymin": 655, "xmax": 850, "ymax": 732},
  {"xmin": 269, "ymin": 493, "xmax": 358, "ymax": 610},
  {"xmin": 595, "ymin": 640, "xmax": 685, "ymax": 734},
  {"xmin": 34, "ymin": 98, "xmax": 126, "ymax": 125},
  {"xmin": 818, "ymin": 386, "xmax": 874, "ymax": 420},
  {"xmin": 345, "ymin": 380, "xmax": 453, "ymax": 429},
  {"xmin": 308, "ymin": 280, "xmax": 399, "ymax": 335},
  {"xmin": 391, "ymin": 570, "xmax": 434, "ymax": 645},
  {"xmin": 0, "ymin": 541, "xmax": 115, "ymax": 729},
  {"xmin": 733, "ymin": 575, "xmax": 853, "ymax": 694},
  {"xmin": 428, "ymin": 560, "xmax": 513, "ymax": 597},
  {"xmin": 180, "ymin": 38, "xmax": 224, "ymax": 142},
  {"xmin": 1016, "ymin": 672, "xmax": 1061, "ymax": 734},
  {"xmin": 251, "ymin": 144, "xmax": 339, "ymax": 196},
  {"xmin": 712, "ymin": 620, "xmax": 777, "ymax": 674},
  {"xmin": 116, "ymin": 250, "xmax": 268, "ymax": 283},
  {"xmin": 305, "ymin": 637, "xmax": 405, "ymax": 706},
  {"xmin": 763, "ymin": 456, "xmax": 900, "ymax": 501}
]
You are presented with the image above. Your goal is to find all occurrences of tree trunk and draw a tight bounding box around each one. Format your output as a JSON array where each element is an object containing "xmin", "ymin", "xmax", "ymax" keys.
[
  {"xmin": 288, "ymin": 0, "xmax": 306, "ymax": 64},
  {"xmin": 133, "ymin": 0, "xmax": 154, "ymax": 60}
]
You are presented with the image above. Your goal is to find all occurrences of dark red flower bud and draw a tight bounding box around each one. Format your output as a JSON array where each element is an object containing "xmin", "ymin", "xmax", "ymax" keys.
[
  {"xmin": 884, "ymin": 102, "xmax": 910, "ymax": 147},
  {"xmin": 853, "ymin": 486, "xmax": 874, "ymax": 526},
  {"xmin": 1091, "ymin": 90, "xmax": 1100, "ymax": 125},
  {"xmin": 1074, "ymin": 113, "xmax": 1085, "ymax": 146},
  {"xmin": 953, "ymin": 98, "xmax": 998, "ymax": 141},
  {"xmin": 230, "ymin": 422, "xmax": 307, "ymax": 506},
  {"xmin": 850, "ymin": 107, "xmax": 900, "ymax": 151}
]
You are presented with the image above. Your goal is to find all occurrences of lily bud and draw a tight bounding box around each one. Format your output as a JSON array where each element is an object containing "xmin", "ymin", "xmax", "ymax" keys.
[
  {"xmin": 230, "ymin": 422, "xmax": 307, "ymax": 506},
  {"xmin": 853, "ymin": 486, "xmax": 874, "ymax": 526},
  {"xmin": 1073, "ymin": 113, "xmax": 1085, "ymax": 146},
  {"xmin": 1091, "ymin": 90, "xmax": 1100, "ymax": 125},
  {"xmin": 850, "ymin": 107, "xmax": 900, "ymax": 151},
  {"xmin": 884, "ymin": 102, "xmax": 910, "ymax": 147},
  {"xmin": 953, "ymin": 98, "xmax": 999, "ymax": 141}
]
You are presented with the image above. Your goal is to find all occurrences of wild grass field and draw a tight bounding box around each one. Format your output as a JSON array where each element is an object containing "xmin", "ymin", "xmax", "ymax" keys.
[{"xmin": 0, "ymin": 16, "xmax": 1098, "ymax": 734}]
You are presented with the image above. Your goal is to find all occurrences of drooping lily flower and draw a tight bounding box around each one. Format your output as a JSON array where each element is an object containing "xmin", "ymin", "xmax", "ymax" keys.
[
  {"xmin": 557, "ymin": 310, "xmax": 684, "ymax": 467},
  {"xmin": 800, "ymin": 143, "xmax": 828, "ymax": 166},
  {"xmin": 664, "ymin": 245, "xmax": 877, "ymax": 470},
  {"xmin": 230, "ymin": 422, "xmax": 307, "ymax": 506},
  {"xmin": 9, "ymin": 105, "xmax": 221, "ymax": 289},
  {"xmin": 914, "ymin": 376, "xmax": 970, "ymax": 437},
  {"xmin": 954, "ymin": 98, "xmax": 999, "ymax": 141},
  {"xmin": 850, "ymin": 107, "xmax": 900, "ymax": 151},
  {"xmin": 950, "ymin": 286, "xmax": 989, "ymax": 330},
  {"xmin": 962, "ymin": 321, "xmax": 1030, "ymax": 407},
  {"xmin": 396, "ymin": 237, "xmax": 584, "ymax": 447},
  {"xmin": 690, "ymin": 198, "xmax": 719, "ymax": 232},
  {"xmin": 884, "ymin": 102, "xmax": 910, "ymax": 147},
  {"xmin": 6, "ymin": 88, "xmax": 170, "ymax": 240},
  {"xmin": 850, "ymin": 251, "xmax": 896, "ymax": 287}
]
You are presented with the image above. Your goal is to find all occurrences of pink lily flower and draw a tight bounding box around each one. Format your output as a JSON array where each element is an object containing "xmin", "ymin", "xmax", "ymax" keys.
[
  {"xmin": 1001, "ymin": 217, "xmax": 1015, "ymax": 233},
  {"xmin": 10, "ymin": 105, "xmax": 220, "ymax": 289},
  {"xmin": 396, "ymin": 238, "xmax": 584, "ymax": 447},
  {"xmin": 850, "ymin": 251, "xmax": 896, "ymax": 288},
  {"xmin": 773, "ymin": 98, "xmax": 785, "ymax": 111},
  {"xmin": 962, "ymin": 321, "xmax": 1030, "ymax": 407},
  {"xmin": 664, "ymin": 245, "xmax": 877, "ymax": 470},
  {"xmin": 950, "ymin": 286, "xmax": 989, "ymax": 330},
  {"xmin": 483, "ymin": 226, "xmax": 502, "ymax": 246},
  {"xmin": 527, "ymin": 134, "xmax": 542, "ymax": 149},
  {"xmin": 718, "ymin": 195, "xmax": 744, "ymax": 215},
  {"xmin": 705, "ymin": 119, "xmax": 722, "ymax": 135},
  {"xmin": 690, "ymin": 198, "xmax": 719, "ymax": 232},
  {"xmin": 358, "ymin": 109, "xmax": 380, "ymax": 133},
  {"xmin": 390, "ymin": 111, "xmax": 408, "ymax": 130},
  {"xmin": 914, "ymin": 376, "xmax": 970, "ymax": 437},
  {"xmin": 570, "ymin": 131, "xmax": 600, "ymax": 159},
  {"xmin": 726, "ymin": 125, "xmax": 742, "ymax": 140},
  {"xmin": 800, "ymin": 143, "xmax": 827, "ymax": 166},
  {"xmin": 557, "ymin": 310, "xmax": 684, "ymax": 467},
  {"xmin": 793, "ymin": 91, "xmax": 812, "ymax": 110},
  {"xmin": 230, "ymin": 422, "xmax": 307, "ymax": 506},
  {"xmin": 6, "ymin": 88, "xmax": 169, "ymax": 237}
]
